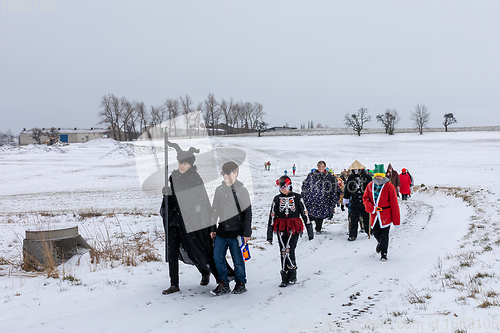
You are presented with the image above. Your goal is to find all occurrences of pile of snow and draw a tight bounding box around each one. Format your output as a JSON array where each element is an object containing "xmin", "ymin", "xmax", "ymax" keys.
[
  {"xmin": 20, "ymin": 144, "xmax": 67, "ymax": 154},
  {"xmin": 103, "ymin": 143, "xmax": 165, "ymax": 159},
  {"xmin": 82, "ymin": 138, "xmax": 121, "ymax": 149}
]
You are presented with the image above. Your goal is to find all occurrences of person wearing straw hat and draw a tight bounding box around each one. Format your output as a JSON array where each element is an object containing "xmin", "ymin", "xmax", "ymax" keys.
[
  {"xmin": 362, "ymin": 164, "xmax": 400, "ymax": 261},
  {"xmin": 343, "ymin": 160, "xmax": 372, "ymax": 241}
]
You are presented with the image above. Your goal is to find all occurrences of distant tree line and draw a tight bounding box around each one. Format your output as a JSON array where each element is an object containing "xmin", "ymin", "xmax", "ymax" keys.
[
  {"xmin": 28, "ymin": 127, "xmax": 60, "ymax": 144},
  {"xmin": 0, "ymin": 129, "xmax": 15, "ymax": 145},
  {"xmin": 343, "ymin": 104, "xmax": 458, "ymax": 136},
  {"xmin": 97, "ymin": 93, "xmax": 266, "ymax": 141}
]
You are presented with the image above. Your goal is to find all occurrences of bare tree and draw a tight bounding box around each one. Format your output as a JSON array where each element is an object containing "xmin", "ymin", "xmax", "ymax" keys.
[
  {"xmin": 228, "ymin": 99, "xmax": 239, "ymax": 131},
  {"xmin": 249, "ymin": 102, "xmax": 265, "ymax": 130},
  {"xmin": 443, "ymin": 113, "xmax": 457, "ymax": 132},
  {"xmin": 165, "ymin": 98, "xmax": 180, "ymax": 136},
  {"xmin": 44, "ymin": 127, "xmax": 60, "ymax": 140},
  {"xmin": 98, "ymin": 94, "xmax": 119, "ymax": 140},
  {"xmin": 376, "ymin": 109, "xmax": 400, "ymax": 135},
  {"xmin": 135, "ymin": 101, "xmax": 149, "ymax": 135},
  {"xmin": 150, "ymin": 105, "xmax": 163, "ymax": 127},
  {"xmin": 256, "ymin": 120, "xmax": 268, "ymax": 137},
  {"xmin": 31, "ymin": 127, "xmax": 44, "ymax": 144},
  {"xmin": 179, "ymin": 95, "xmax": 193, "ymax": 137},
  {"xmin": 193, "ymin": 102, "xmax": 204, "ymax": 136},
  {"xmin": 344, "ymin": 108, "xmax": 371, "ymax": 136},
  {"xmin": 6, "ymin": 129, "xmax": 14, "ymax": 144},
  {"xmin": 410, "ymin": 104, "xmax": 430, "ymax": 135},
  {"xmin": 204, "ymin": 93, "xmax": 218, "ymax": 135},
  {"xmin": 120, "ymin": 99, "xmax": 136, "ymax": 141},
  {"xmin": 128, "ymin": 101, "xmax": 141, "ymax": 140}
]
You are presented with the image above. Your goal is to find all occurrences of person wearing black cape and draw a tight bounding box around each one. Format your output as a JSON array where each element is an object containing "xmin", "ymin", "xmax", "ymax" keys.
[{"xmin": 161, "ymin": 142, "xmax": 229, "ymax": 294}]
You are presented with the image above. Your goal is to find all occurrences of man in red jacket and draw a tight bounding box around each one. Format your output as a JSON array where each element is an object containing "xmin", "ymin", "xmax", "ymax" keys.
[{"xmin": 363, "ymin": 164, "xmax": 400, "ymax": 261}]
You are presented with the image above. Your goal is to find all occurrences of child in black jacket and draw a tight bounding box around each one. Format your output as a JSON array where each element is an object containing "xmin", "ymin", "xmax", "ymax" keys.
[{"xmin": 267, "ymin": 176, "xmax": 314, "ymax": 287}]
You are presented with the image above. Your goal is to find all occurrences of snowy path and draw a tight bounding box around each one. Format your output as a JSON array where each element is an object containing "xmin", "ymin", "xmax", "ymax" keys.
[{"xmin": 2, "ymin": 133, "xmax": 500, "ymax": 333}]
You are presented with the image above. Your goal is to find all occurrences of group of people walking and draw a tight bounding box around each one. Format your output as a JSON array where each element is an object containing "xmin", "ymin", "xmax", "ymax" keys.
[{"xmin": 161, "ymin": 141, "xmax": 406, "ymax": 295}]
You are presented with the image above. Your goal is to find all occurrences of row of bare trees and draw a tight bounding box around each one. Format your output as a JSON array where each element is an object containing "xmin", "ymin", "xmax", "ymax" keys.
[
  {"xmin": 98, "ymin": 93, "xmax": 266, "ymax": 140},
  {"xmin": 0, "ymin": 129, "xmax": 15, "ymax": 145},
  {"xmin": 344, "ymin": 105, "xmax": 458, "ymax": 136},
  {"xmin": 29, "ymin": 127, "xmax": 60, "ymax": 144}
]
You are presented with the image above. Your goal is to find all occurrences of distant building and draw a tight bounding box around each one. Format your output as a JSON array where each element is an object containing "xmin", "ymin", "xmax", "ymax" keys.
[
  {"xmin": 265, "ymin": 126, "xmax": 297, "ymax": 132},
  {"xmin": 206, "ymin": 123, "xmax": 257, "ymax": 135},
  {"xmin": 19, "ymin": 127, "xmax": 112, "ymax": 145}
]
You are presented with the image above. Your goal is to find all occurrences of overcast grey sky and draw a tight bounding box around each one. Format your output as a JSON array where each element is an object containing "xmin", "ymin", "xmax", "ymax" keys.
[{"xmin": 1, "ymin": 0, "xmax": 499, "ymax": 134}]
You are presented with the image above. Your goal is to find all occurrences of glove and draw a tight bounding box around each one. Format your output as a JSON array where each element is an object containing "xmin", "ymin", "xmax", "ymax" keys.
[
  {"xmin": 343, "ymin": 198, "xmax": 349, "ymax": 204},
  {"xmin": 306, "ymin": 223, "xmax": 314, "ymax": 240}
]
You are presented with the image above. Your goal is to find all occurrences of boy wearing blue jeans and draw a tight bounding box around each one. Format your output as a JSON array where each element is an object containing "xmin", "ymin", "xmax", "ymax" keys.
[{"xmin": 210, "ymin": 162, "xmax": 252, "ymax": 295}]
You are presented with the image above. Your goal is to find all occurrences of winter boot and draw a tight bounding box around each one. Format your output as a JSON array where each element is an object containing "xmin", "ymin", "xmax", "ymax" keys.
[
  {"xmin": 380, "ymin": 253, "xmax": 388, "ymax": 261},
  {"xmin": 200, "ymin": 274, "xmax": 210, "ymax": 286},
  {"xmin": 232, "ymin": 281, "xmax": 247, "ymax": 294},
  {"xmin": 211, "ymin": 282, "xmax": 231, "ymax": 296},
  {"xmin": 279, "ymin": 270, "xmax": 289, "ymax": 288},
  {"xmin": 341, "ymin": 204, "xmax": 345, "ymax": 211},
  {"xmin": 162, "ymin": 285, "xmax": 180, "ymax": 295},
  {"xmin": 288, "ymin": 268, "xmax": 297, "ymax": 285}
]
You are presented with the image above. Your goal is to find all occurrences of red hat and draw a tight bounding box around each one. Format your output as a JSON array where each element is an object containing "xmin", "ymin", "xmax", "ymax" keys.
[{"xmin": 402, "ymin": 168, "xmax": 407, "ymax": 173}]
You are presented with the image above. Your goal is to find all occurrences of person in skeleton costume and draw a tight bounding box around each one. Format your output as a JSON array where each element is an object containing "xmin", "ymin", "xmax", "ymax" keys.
[
  {"xmin": 343, "ymin": 160, "xmax": 372, "ymax": 241},
  {"xmin": 267, "ymin": 176, "xmax": 314, "ymax": 287},
  {"xmin": 363, "ymin": 164, "xmax": 400, "ymax": 261}
]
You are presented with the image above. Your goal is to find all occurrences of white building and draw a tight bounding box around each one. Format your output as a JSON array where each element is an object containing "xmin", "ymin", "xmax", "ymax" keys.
[{"xmin": 19, "ymin": 127, "xmax": 112, "ymax": 145}]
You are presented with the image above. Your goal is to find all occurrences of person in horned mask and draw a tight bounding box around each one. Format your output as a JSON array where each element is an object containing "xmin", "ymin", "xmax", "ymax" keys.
[{"xmin": 160, "ymin": 141, "xmax": 218, "ymax": 294}]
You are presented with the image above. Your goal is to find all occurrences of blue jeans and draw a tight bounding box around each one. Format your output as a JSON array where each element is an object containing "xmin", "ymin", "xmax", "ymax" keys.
[{"xmin": 214, "ymin": 236, "xmax": 246, "ymax": 284}]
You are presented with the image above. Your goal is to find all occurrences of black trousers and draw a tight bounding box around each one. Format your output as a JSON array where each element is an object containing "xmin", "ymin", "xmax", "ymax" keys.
[
  {"xmin": 167, "ymin": 226, "xmax": 212, "ymax": 287},
  {"xmin": 312, "ymin": 217, "xmax": 324, "ymax": 232},
  {"xmin": 401, "ymin": 194, "xmax": 409, "ymax": 200},
  {"xmin": 371, "ymin": 221, "xmax": 390, "ymax": 255},
  {"xmin": 349, "ymin": 207, "xmax": 369, "ymax": 238},
  {"xmin": 277, "ymin": 231, "xmax": 300, "ymax": 270}
]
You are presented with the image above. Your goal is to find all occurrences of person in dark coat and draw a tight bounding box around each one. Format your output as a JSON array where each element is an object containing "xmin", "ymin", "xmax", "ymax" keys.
[
  {"xmin": 210, "ymin": 162, "xmax": 252, "ymax": 296},
  {"xmin": 267, "ymin": 176, "xmax": 314, "ymax": 287},
  {"xmin": 343, "ymin": 160, "xmax": 372, "ymax": 241},
  {"xmin": 160, "ymin": 142, "xmax": 218, "ymax": 295},
  {"xmin": 301, "ymin": 161, "xmax": 340, "ymax": 233},
  {"xmin": 386, "ymin": 163, "xmax": 401, "ymax": 197}
]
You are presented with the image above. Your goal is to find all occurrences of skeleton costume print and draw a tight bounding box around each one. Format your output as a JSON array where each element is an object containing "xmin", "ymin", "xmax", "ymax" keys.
[{"xmin": 267, "ymin": 191, "xmax": 314, "ymax": 271}]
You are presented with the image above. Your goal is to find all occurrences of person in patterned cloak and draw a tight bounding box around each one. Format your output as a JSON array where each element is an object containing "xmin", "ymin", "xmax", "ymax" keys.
[{"xmin": 267, "ymin": 176, "xmax": 314, "ymax": 287}]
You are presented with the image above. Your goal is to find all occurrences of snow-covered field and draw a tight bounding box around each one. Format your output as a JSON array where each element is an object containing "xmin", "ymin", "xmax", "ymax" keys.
[{"xmin": 1, "ymin": 132, "xmax": 500, "ymax": 332}]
